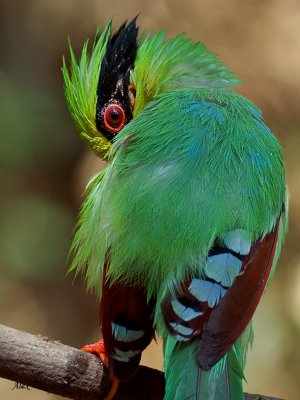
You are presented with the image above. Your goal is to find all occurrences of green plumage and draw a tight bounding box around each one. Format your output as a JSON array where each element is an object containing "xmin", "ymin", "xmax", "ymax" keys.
[
  {"xmin": 164, "ymin": 334, "xmax": 249, "ymax": 400},
  {"xmin": 64, "ymin": 20, "xmax": 287, "ymax": 400},
  {"xmin": 62, "ymin": 23, "xmax": 111, "ymax": 158},
  {"xmin": 71, "ymin": 87, "xmax": 285, "ymax": 300}
]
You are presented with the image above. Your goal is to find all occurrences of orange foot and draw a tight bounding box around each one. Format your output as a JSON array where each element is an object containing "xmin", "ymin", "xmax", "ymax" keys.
[{"xmin": 81, "ymin": 339, "xmax": 119, "ymax": 400}]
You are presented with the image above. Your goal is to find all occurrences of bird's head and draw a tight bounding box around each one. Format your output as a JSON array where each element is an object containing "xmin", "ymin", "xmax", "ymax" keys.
[{"xmin": 63, "ymin": 17, "xmax": 238, "ymax": 160}]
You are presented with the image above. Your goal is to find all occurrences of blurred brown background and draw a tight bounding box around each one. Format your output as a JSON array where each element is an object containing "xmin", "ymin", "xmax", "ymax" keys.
[{"xmin": 0, "ymin": 0, "xmax": 299, "ymax": 399}]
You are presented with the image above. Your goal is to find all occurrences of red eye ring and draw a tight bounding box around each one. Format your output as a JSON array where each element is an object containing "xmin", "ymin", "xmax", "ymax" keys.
[{"xmin": 103, "ymin": 103, "xmax": 126, "ymax": 133}]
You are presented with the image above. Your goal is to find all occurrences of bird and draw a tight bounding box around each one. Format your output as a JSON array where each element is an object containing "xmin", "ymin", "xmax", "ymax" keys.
[{"xmin": 62, "ymin": 17, "xmax": 288, "ymax": 400}]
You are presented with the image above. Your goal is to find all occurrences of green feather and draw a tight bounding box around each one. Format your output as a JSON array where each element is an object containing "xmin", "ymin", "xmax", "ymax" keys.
[
  {"xmin": 132, "ymin": 31, "xmax": 240, "ymax": 116},
  {"xmin": 163, "ymin": 332, "xmax": 252, "ymax": 400},
  {"xmin": 68, "ymin": 168, "xmax": 107, "ymax": 293},
  {"xmin": 62, "ymin": 23, "xmax": 112, "ymax": 159}
]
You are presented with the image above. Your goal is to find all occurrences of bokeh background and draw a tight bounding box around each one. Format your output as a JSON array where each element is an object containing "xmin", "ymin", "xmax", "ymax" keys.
[{"xmin": 0, "ymin": 0, "xmax": 299, "ymax": 399}]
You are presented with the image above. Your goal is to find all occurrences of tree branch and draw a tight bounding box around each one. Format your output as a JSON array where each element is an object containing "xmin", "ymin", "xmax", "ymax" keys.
[{"xmin": 0, "ymin": 324, "xmax": 283, "ymax": 400}]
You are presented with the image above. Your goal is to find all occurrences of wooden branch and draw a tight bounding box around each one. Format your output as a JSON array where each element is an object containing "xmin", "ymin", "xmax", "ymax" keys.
[{"xmin": 0, "ymin": 324, "xmax": 283, "ymax": 400}]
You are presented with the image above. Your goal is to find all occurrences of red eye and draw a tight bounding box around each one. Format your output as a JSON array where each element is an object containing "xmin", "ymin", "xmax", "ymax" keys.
[{"xmin": 103, "ymin": 103, "xmax": 126, "ymax": 132}]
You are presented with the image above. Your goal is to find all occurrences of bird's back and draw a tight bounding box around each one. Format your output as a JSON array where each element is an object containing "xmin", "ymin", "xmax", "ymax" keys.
[{"xmin": 100, "ymin": 87, "xmax": 285, "ymax": 300}]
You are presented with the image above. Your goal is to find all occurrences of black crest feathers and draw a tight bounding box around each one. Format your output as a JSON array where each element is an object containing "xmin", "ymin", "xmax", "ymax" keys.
[{"xmin": 96, "ymin": 17, "xmax": 139, "ymax": 140}]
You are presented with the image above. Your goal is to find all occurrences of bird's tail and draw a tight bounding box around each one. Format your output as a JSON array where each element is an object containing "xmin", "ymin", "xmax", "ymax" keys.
[{"xmin": 163, "ymin": 336, "xmax": 245, "ymax": 400}]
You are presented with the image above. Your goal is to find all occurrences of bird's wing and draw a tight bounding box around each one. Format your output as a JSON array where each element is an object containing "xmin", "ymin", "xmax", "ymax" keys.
[
  {"xmin": 162, "ymin": 210, "xmax": 285, "ymax": 370},
  {"xmin": 100, "ymin": 263, "xmax": 155, "ymax": 380}
]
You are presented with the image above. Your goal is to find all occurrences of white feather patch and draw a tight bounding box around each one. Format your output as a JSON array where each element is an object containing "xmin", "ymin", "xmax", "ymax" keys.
[
  {"xmin": 112, "ymin": 348, "xmax": 142, "ymax": 362},
  {"xmin": 224, "ymin": 229, "xmax": 252, "ymax": 255},
  {"xmin": 171, "ymin": 299, "xmax": 203, "ymax": 321},
  {"xmin": 169, "ymin": 322, "xmax": 194, "ymax": 336},
  {"xmin": 112, "ymin": 323, "xmax": 145, "ymax": 342},
  {"xmin": 174, "ymin": 334, "xmax": 190, "ymax": 342},
  {"xmin": 189, "ymin": 279, "xmax": 227, "ymax": 307},
  {"xmin": 204, "ymin": 253, "xmax": 242, "ymax": 287}
]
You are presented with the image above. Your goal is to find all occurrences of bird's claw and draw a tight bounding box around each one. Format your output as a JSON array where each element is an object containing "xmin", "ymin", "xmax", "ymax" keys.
[
  {"xmin": 81, "ymin": 339, "xmax": 109, "ymax": 367},
  {"xmin": 81, "ymin": 339, "xmax": 119, "ymax": 400}
]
